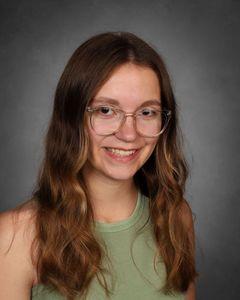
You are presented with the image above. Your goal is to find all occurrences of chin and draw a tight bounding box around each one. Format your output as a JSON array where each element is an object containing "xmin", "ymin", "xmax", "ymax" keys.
[
  {"xmin": 101, "ymin": 165, "xmax": 139, "ymax": 181},
  {"xmin": 105, "ymin": 172, "xmax": 136, "ymax": 181}
]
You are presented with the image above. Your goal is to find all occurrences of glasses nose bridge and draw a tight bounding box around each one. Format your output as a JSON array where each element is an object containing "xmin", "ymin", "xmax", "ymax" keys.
[
  {"xmin": 115, "ymin": 111, "xmax": 138, "ymax": 139},
  {"xmin": 122, "ymin": 111, "xmax": 137, "ymax": 119},
  {"xmin": 120, "ymin": 111, "xmax": 137, "ymax": 125},
  {"xmin": 116, "ymin": 111, "xmax": 137, "ymax": 134}
]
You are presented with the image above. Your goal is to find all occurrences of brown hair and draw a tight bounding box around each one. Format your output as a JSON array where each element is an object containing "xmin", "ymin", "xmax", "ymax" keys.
[{"xmin": 14, "ymin": 31, "xmax": 198, "ymax": 299}]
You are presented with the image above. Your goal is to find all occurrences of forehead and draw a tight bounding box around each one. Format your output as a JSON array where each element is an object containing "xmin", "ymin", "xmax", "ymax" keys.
[
  {"xmin": 92, "ymin": 97, "xmax": 161, "ymax": 108},
  {"xmin": 92, "ymin": 63, "xmax": 161, "ymax": 108}
]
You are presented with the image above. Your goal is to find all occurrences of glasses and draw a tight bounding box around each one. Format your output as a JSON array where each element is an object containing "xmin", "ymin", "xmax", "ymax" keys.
[{"xmin": 86, "ymin": 105, "xmax": 172, "ymax": 137}]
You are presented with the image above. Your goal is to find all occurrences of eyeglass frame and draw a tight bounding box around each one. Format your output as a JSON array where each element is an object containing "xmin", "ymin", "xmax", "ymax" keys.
[{"xmin": 85, "ymin": 105, "xmax": 172, "ymax": 137}]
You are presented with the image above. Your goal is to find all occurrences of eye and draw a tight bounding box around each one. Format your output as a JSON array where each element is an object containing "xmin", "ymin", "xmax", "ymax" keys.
[
  {"xmin": 139, "ymin": 108, "xmax": 158, "ymax": 118},
  {"xmin": 100, "ymin": 106, "xmax": 112, "ymax": 115},
  {"xmin": 96, "ymin": 106, "xmax": 116, "ymax": 117}
]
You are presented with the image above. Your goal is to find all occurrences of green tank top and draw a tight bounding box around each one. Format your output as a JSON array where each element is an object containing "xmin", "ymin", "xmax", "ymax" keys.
[{"xmin": 31, "ymin": 190, "xmax": 185, "ymax": 300}]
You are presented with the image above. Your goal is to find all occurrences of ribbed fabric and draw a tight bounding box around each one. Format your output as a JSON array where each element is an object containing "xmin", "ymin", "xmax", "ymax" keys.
[
  {"xmin": 94, "ymin": 188, "xmax": 144, "ymax": 233},
  {"xmin": 31, "ymin": 190, "xmax": 185, "ymax": 300}
]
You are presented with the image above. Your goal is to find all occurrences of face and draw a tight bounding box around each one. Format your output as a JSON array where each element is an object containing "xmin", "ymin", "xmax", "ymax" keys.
[{"xmin": 84, "ymin": 63, "xmax": 161, "ymax": 182}]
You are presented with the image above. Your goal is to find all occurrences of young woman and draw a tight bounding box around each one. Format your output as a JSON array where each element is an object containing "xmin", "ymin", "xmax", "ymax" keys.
[{"xmin": 0, "ymin": 31, "xmax": 198, "ymax": 300}]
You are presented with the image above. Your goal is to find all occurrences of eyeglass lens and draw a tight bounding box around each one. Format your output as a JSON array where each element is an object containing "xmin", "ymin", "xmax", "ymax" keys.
[{"xmin": 90, "ymin": 107, "xmax": 170, "ymax": 137}]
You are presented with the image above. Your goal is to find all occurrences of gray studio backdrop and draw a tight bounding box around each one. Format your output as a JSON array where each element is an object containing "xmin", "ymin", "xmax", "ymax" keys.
[{"xmin": 0, "ymin": 1, "xmax": 239, "ymax": 299}]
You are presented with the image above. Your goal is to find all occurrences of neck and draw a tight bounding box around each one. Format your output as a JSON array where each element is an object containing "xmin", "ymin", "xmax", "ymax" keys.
[{"xmin": 82, "ymin": 166, "xmax": 138, "ymax": 223}]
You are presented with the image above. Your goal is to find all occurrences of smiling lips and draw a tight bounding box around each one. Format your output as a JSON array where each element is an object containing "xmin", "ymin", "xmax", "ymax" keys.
[
  {"xmin": 105, "ymin": 147, "xmax": 137, "ymax": 156},
  {"xmin": 104, "ymin": 147, "xmax": 141, "ymax": 161}
]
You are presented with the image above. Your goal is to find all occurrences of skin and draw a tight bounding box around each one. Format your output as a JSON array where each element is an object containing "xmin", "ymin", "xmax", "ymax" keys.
[
  {"xmin": 0, "ymin": 64, "xmax": 195, "ymax": 299},
  {"xmin": 82, "ymin": 62, "xmax": 160, "ymax": 223},
  {"xmin": 82, "ymin": 62, "xmax": 197, "ymax": 299}
]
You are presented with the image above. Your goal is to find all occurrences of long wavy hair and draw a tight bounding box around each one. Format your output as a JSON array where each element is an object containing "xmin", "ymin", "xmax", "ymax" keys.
[{"xmin": 13, "ymin": 31, "xmax": 198, "ymax": 299}]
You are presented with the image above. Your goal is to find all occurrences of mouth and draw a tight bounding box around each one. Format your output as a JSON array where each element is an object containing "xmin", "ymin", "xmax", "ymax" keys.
[
  {"xmin": 103, "ymin": 147, "xmax": 140, "ymax": 161},
  {"xmin": 105, "ymin": 146, "xmax": 139, "ymax": 150},
  {"xmin": 105, "ymin": 147, "xmax": 138, "ymax": 153}
]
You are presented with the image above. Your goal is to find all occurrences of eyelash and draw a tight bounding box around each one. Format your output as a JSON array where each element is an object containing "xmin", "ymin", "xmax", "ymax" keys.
[{"xmin": 97, "ymin": 105, "xmax": 158, "ymax": 115}]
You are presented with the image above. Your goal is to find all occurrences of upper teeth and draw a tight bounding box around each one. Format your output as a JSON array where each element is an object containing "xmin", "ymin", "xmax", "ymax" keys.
[{"xmin": 106, "ymin": 148, "xmax": 136, "ymax": 156}]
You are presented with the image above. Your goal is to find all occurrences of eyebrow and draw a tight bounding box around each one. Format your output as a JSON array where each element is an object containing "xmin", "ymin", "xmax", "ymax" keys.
[{"xmin": 92, "ymin": 97, "xmax": 161, "ymax": 108}]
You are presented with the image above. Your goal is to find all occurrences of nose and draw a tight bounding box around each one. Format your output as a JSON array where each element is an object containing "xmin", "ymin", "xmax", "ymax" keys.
[{"xmin": 114, "ymin": 115, "xmax": 138, "ymax": 141}]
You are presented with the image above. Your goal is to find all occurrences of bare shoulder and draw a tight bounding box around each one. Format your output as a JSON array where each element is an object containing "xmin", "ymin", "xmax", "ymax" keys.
[
  {"xmin": 0, "ymin": 201, "xmax": 38, "ymax": 251},
  {"xmin": 0, "ymin": 201, "xmax": 38, "ymax": 298}
]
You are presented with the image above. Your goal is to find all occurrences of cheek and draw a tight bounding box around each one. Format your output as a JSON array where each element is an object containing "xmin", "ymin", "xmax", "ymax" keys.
[
  {"xmin": 86, "ymin": 124, "xmax": 97, "ymax": 155},
  {"xmin": 87, "ymin": 125, "xmax": 105, "ymax": 158},
  {"xmin": 146, "ymin": 138, "xmax": 158, "ymax": 152},
  {"xmin": 142, "ymin": 139, "xmax": 158, "ymax": 160}
]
